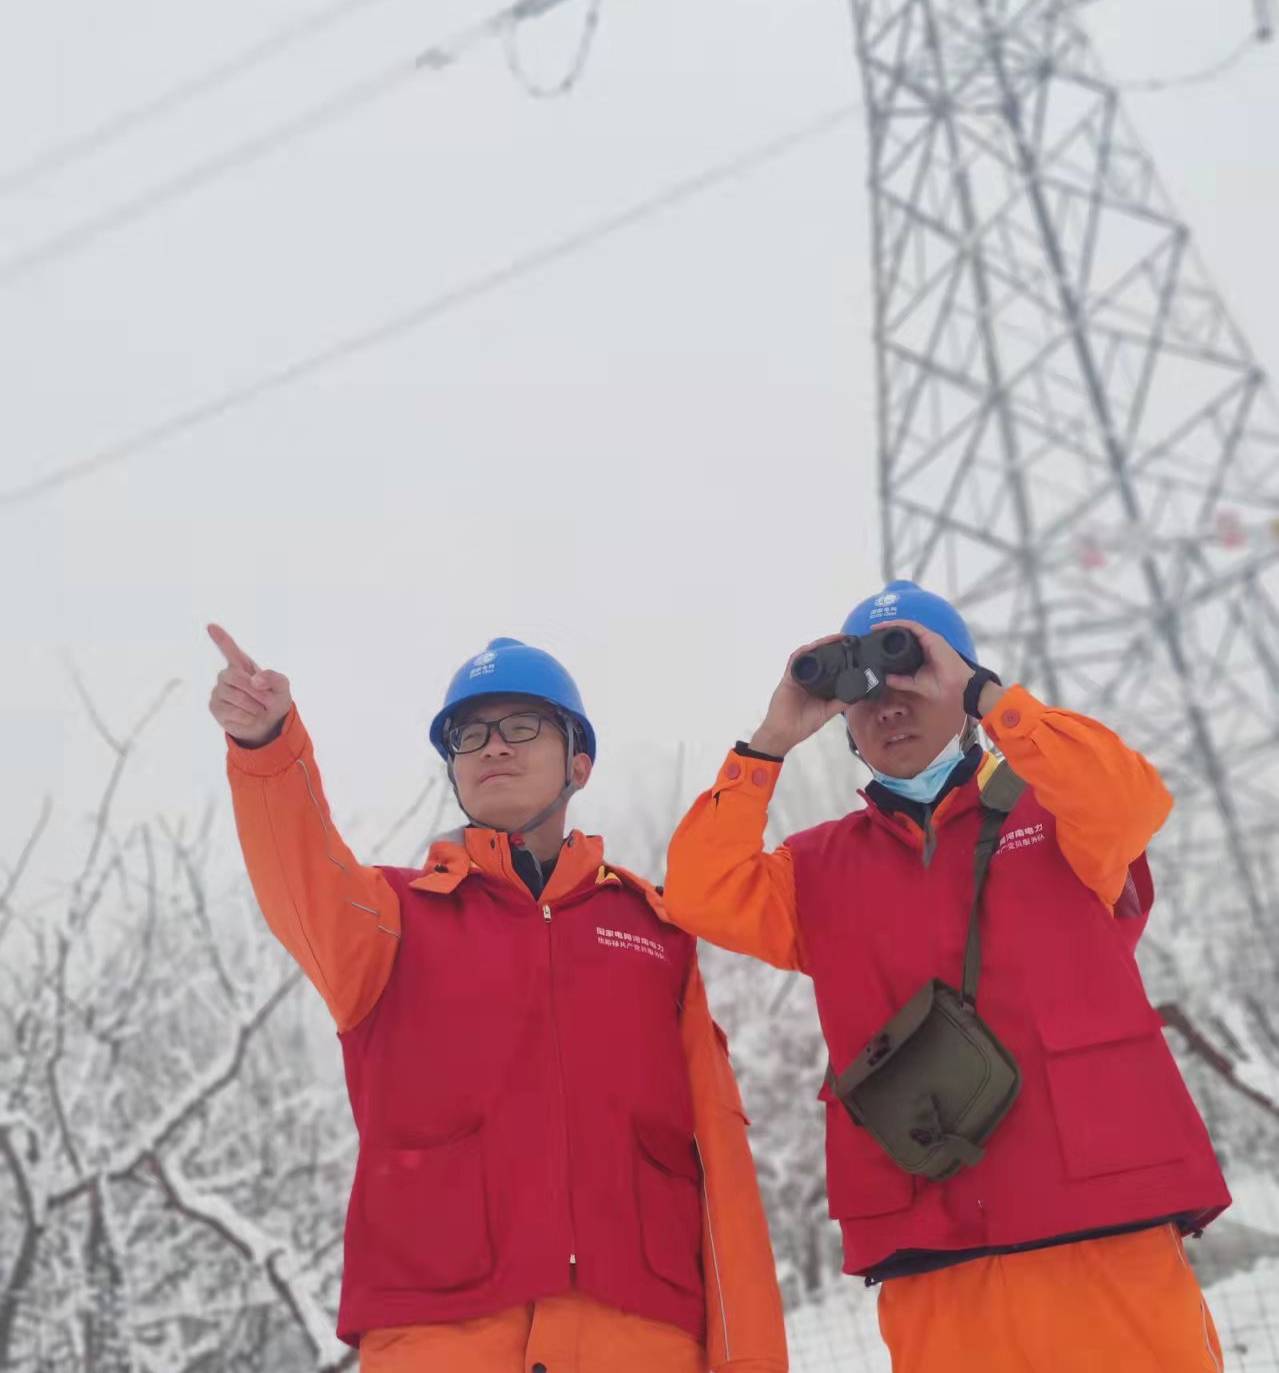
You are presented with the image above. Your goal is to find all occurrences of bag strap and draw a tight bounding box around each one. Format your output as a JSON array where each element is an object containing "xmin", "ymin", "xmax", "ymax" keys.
[
  {"xmin": 961, "ymin": 760, "xmax": 1026, "ymax": 1007},
  {"xmin": 825, "ymin": 759, "xmax": 1026, "ymax": 1097}
]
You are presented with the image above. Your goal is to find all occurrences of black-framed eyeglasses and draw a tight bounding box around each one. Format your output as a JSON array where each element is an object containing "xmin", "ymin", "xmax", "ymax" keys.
[{"xmin": 445, "ymin": 710, "xmax": 563, "ymax": 757}]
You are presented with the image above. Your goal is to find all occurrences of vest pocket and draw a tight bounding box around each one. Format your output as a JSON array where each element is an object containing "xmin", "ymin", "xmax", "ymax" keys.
[
  {"xmin": 359, "ymin": 1124, "xmax": 494, "ymax": 1291},
  {"xmin": 1038, "ymin": 1014, "xmax": 1188, "ymax": 1180},
  {"xmin": 633, "ymin": 1118, "xmax": 703, "ymax": 1293}
]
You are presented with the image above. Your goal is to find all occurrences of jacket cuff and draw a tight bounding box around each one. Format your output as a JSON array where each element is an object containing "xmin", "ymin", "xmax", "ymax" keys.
[
  {"xmin": 715, "ymin": 747, "xmax": 782, "ymax": 802},
  {"xmin": 225, "ymin": 707, "xmax": 307, "ymax": 778},
  {"xmin": 980, "ymin": 683, "xmax": 1046, "ymax": 743}
]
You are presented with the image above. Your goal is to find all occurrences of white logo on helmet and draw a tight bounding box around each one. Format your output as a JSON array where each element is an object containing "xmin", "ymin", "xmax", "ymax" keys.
[
  {"xmin": 869, "ymin": 590, "xmax": 902, "ymax": 621},
  {"xmin": 467, "ymin": 649, "xmax": 498, "ymax": 680}
]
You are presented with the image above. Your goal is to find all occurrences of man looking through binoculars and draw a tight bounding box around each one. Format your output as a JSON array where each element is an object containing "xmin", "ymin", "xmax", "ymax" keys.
[{"xmin": 662, "ymin": 580, "xmax": 1230, "ymax": 1373}]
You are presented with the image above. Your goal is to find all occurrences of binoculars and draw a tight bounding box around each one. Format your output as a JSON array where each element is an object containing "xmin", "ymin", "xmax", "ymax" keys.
[{"xmin": 791, "ymin": 629, "xmax": 924, "ymax": 703}]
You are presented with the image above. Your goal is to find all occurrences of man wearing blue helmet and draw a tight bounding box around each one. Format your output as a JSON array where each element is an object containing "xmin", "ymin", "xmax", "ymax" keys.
[
  {"xmin": 662, "ymin": 582, "xmax": 1229, "ymax": 1373},
  {"xmin": 426, "ymin": 637, "xmax": 598, "ymax": 891},
  {"xmin": 207, "ymin": 625, "xmax": 787, "ymax": 1373}
]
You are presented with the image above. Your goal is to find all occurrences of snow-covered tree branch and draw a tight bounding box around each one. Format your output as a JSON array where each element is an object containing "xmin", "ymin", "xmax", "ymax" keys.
[{"xmin": 0, "ymin": 682, "xmax": 353, "ymax": 1372}]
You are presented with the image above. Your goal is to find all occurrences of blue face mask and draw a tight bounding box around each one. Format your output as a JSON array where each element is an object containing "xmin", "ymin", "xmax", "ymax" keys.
[{"xmin": 869, "ymin": 733, "xmax": 966, "ymax": 804}]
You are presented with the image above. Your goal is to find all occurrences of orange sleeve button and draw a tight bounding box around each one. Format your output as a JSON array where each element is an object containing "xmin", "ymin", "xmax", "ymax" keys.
[
  {"xmin": 1001, "ymin": 709, "xmax": 1021, "ymax": 728},
  {"xmin": 725, "ymin": 762, "xmax": 742, "ymax": 781},
  {"xmin": 751, "ymin": 768, "xmax": 768, "ymax": 787}
]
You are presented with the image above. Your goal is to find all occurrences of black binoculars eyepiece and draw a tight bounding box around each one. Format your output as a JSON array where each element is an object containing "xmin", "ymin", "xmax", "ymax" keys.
[{"xmin": 791, "ymin": 628, "xmax": 924, "ymax": 703}]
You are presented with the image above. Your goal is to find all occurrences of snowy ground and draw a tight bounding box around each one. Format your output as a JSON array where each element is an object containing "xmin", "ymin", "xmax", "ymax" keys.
[
  {"xmin": 1210, "ymin": 1259, "xmax": 1279, "ymax": 1372},
  {"xmin": 789, "ymin": 1286, "xmax": 890, "ymax": 1373}
]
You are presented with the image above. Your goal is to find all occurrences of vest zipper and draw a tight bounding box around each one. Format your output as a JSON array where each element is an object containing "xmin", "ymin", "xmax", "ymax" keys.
[
  {"xmin": 543, "ymin": 901, "xmax": 579, "ymax": 1272},
  {"xmin": 921, "ymin": 807, "xmax": 937, "ymax": 868}
]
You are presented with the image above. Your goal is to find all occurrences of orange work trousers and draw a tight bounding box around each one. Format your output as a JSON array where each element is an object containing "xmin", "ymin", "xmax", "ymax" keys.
[
  {"xmin": 878, "ymin": 1223, "xmax": 1223, "ymax": 1372},
  {"xmin": 358, "ymin": 1291, "xmax": 708, "ymax": 1373}
]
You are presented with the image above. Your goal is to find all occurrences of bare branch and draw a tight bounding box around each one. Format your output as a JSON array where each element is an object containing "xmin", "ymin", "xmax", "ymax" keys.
[
  {"xmin": 73, "ymin": 749, "xmax": 132, "ymax": 910},
  {"xmin": 46, "ymin": 933, "xmax": 85, "ymax": 1179},
  {"xmin": 1159, "ymin": 1001, "xmax": 1279, "ymax": 1123},
  {"xmin": 0, "ymin": 796, "xmax": 53, "ymax": 948},
  {"xmin": 0, "ymin": 1123, "xmax": 42, "ymax": 1368},
  {"xmin": 93, "ymin": 829, "xmax": 161, "ymax": 1046},
  {"xmin": 125, "ymin": 678, "xmax": 183, "ymax": 750},
  {"xmin": 68, "ymin": 674, "xmax": 182, "ymax": 897},
  {"xmin": 2, "ymin": 672, "xmax": 350, "ymax": 1365},
  {"xmin": 159, "ymin": 817, "xmax": 240, "ymax": 1010},
  {"xmin": 64, "ymin": 657, "xmax": 123, "ymax": 754},
  {"xmin": 54, "ymin": 968, "xmax": 302, "ymax": 1200},
  {"xmin": 147, "ymin": 1151, "xmax": 349, "ymax": 1368}
]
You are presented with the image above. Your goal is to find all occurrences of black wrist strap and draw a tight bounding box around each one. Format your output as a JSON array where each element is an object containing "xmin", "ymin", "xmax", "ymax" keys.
[
  {"xmin": 963, "ymin": 666, "xmax": 1002, "ymax": 719},
  {"xmin": 735, "ymin": 739, "xmax": 785, "ymax": 763}
]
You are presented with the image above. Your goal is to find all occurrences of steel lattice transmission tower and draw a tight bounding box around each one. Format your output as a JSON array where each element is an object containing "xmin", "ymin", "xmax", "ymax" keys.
[{"xmin": 848, "ymin": 0, "xmax": 1279, "ymax": 1122}]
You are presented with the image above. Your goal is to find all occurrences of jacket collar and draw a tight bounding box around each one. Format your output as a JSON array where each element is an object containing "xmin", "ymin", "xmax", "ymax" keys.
[
  {"xmin": 863, "ymin": 743, "xmax": 984, "ymax": 818},
  {"xmin": 408, "ymin": 826, "xmax": 611, "ymax": 904},
  {"xmin": 859, "ymin": 749, "xmax": 1002, "ymax": 849}
]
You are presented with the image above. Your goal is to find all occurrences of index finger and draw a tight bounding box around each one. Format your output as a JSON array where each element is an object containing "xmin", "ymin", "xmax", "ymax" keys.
[{"xmin": 207, "ymin": 623, "xmax": 259, "ymax": 675}]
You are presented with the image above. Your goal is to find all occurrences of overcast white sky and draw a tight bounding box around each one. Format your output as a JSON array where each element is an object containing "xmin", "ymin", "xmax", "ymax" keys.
[{"xmin": 2, "ymin": 0, "xmax": 1277, "ymax": 903}]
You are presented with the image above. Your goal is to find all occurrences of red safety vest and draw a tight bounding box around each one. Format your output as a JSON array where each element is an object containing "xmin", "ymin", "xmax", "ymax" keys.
[
  {"xmin": 787, "ymin": 776, "xmax": 1230, "ymax": 1276},
  {"xmin": 335, "ymin": 860, "xmax": 706, "ymax": 1346}
]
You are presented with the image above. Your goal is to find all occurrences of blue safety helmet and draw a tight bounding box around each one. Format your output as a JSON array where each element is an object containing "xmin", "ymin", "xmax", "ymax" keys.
[
  {"xmin": 429, "ymin": 637, "xmax": 597, "ymax": 762},
  {"xmin": 842, "ymin": 580, "xmax": 977, "ymax": 665}
]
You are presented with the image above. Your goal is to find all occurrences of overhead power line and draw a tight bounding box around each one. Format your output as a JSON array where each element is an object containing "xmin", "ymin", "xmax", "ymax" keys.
[
  {"xmin": 1110, "ymin": 1, "xmax": 1274, "ymax": 94},
  {"xmin": 0, "ymin": 0, "xmax": 584, "ymax": 293},
  {"xmin": 504, "ymin": 0, "xmax": 604, "ymax": 98},
  {"xmin": 0, "ymin": 0, "xmax": 398, "ymax": 200},
  {"xmin": 0, "ymin": 103, "xmax": 857, "ymax": 511},
  {"xmin": 1115, "ymin": 34, "xmax": 1262, "ymax": 92}
]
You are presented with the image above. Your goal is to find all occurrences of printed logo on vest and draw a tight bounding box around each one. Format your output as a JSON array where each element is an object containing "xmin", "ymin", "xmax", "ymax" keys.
[
  {"xmin": 993, "ymin": 822, "xmax": 1046, "ymax": 858},
  {"xmin": 596, "ymin": 926, "xmax": 669, "ymax": 962}
]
